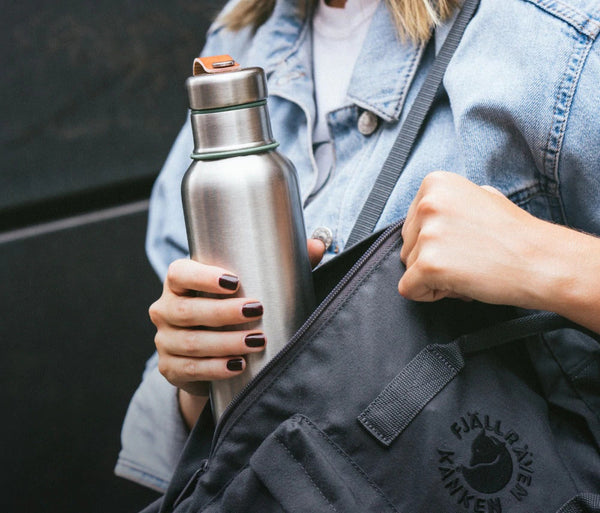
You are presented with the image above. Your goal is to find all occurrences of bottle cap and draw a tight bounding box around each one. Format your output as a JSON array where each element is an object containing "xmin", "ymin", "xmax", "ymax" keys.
[{"xmin": 186, "ymin": 55, "xmax": 267, "ymax": 111}]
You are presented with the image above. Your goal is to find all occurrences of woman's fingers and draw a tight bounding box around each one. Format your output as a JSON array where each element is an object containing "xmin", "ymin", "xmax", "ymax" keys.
[
  {"xmin": 398, "ymin": 171, "xmax": 542, "ymax": 306},
  {"xmin": 156, "ymin": 327, "xmax": 266, "ymax": 358},
  {"xmin": 400, "ymin": 171, "xmax": 445, "ymax": 265},
  {"xmin": 159, "ymin": 295, "xmax": 263, "ymax": 328},
  {"xmin": 165, "ymin": 258, "xmax": 240, "ymax": 296},
  {"xmin": 158, "ymin": 353, "xmax": 248, "ymax": 388},
  {"xmin": 148, "ymin": 258, "xmax": 270, "ymax": 393}
]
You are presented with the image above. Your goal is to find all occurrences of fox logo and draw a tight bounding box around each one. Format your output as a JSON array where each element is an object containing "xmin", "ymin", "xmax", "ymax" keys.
[{"xmin": 460, "ymin": 430, "xmax": 513, "ymax": 494}]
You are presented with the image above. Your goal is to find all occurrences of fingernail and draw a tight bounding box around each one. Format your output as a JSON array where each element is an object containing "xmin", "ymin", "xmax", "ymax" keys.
[
  {"xmin": 245, "ymin": 333, "xmax": 266, "ymax": 348},
  {"xmin": 227, "ymin": 358, "xmax": 244, "ymax": 372},
  {"xmin": 242, "ymin": 302, "xmax": 263, "ymax": 318},
  {"xmin": 219, "ymin": 274, "xmax": 239, "ymax": 291}
]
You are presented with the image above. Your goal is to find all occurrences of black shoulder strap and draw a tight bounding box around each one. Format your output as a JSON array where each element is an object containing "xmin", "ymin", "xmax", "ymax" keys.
[{"xmin": 346, "ymin": 0, "xmax": 481, "ymax": 248}]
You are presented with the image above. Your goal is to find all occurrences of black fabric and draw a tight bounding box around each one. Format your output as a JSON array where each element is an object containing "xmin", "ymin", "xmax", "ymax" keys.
[
  {"xmin": 1, "ymin": 208, "xmax": 162, "ymax": 512},
  {"xmin": 147, "ymin": 222, "xmax": 600, "ymax": 513},
  {"xmin": 358, "ymin": 312, "xmax": 600, "ymax": 447},
  {"xmin": 2, "ymin": 1, "xmax": 221, "ymax": 230},
  {"xmin": 558, "ymin": 494, "xmax": 600, "ymax": 513},
  {"xmin": 358, "ymin": 339, "xmax": 464, "ymax": 446}
]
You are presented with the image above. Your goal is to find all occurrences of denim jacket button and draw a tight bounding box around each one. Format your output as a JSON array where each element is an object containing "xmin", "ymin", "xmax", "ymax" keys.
[
  {"xmin": 311, "ymin": 226, "xmax": 333, "ymax": 250},
  {"xmin": 357, "ymin": 110, "xmax": 379, "ymax": 135}
]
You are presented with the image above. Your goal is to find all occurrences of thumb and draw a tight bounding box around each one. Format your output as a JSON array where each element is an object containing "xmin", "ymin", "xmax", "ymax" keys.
[{"xmin": 307, "ymin": 238, "xmax": 326, "ymax": 268}]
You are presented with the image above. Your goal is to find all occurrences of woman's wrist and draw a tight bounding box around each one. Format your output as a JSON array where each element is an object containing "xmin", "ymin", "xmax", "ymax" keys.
[
  {"xmin": 525, "ymin": 219, "xmax": 600, "ymax": 333},
  {"xmin": 178, "ymin": 388, "xmax": 210, "ymax": 430}
]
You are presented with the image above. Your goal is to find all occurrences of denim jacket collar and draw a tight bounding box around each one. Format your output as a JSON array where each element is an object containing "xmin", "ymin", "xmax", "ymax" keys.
[
  {"xmin": 247, "ymin": 0, "xmax": 312, "ymax": 73},
  {"xmin": 246, "ymin": 0, "xmax": 316, "ymax": 123},
  {"xmin": 347, "ymin": 0, "xmax": 426, "ymax": 122},
  {"xmin": 247, "ymin": 0, "xmax": 428, "ymax": 123}
]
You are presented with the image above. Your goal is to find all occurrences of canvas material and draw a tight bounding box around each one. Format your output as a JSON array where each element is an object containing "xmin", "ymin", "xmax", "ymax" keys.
[{"xmin": 148, "ymin": 222, "xmax": 600, "ymax": 513}]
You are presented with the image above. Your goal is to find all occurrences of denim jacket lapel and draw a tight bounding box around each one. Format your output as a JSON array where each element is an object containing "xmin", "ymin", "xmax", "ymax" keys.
[
  {"xmin": 347, "ymin": 1, "xmax": 426, "ymax": 122},
  {"xmin": 246, "ymin": 0, "xmax": 430, "ymax": 124}
]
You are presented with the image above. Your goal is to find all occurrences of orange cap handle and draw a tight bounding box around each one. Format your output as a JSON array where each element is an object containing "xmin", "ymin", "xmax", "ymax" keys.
[{"xmin": 193, "ymin": 55, "xmax": 240, "ymax": 75}]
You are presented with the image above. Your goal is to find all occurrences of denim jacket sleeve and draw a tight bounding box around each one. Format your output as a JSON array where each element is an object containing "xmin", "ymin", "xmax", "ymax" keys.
[
  {"xmin": 556, "ymin": 25, "xmax": 600, "ymax": 234},
  {"xmin": 115, "ymin": 354, "xmax": 190, "ymax": 492}
]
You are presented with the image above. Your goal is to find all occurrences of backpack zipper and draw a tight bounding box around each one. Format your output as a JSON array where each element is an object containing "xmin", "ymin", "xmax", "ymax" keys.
[{"xmin": 207, "ymin": 220, "xmax": 404, "ymax": 461}]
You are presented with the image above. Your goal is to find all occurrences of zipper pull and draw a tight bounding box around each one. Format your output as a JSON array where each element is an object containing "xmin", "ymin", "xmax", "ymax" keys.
[{"xmin": 172, "ymin": 459, "xmax": 209, "ymax": 509}]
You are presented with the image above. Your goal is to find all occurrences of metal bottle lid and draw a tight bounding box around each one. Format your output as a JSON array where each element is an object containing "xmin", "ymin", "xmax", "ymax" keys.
[
  {"xmin": 186, "ymin": 55, "xmax": 276, "ymax": 159},
  {"xmin": 186, "ymin": 56, "xmax": 267, "ymax": 111}
]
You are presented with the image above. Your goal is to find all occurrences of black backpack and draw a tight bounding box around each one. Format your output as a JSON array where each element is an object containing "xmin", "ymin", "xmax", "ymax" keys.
[
  {"xmin": 141, "ymin": 1, "xmax": 599, "ymax": 508},
  {"xmin": 143, "ymin": 221, "xmax": 600, "ymax": 513}
]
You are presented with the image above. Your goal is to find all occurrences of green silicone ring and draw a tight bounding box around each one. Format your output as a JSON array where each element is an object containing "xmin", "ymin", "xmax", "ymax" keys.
[
  {"xmin": 190, "ymin": 141, "xmax": 279, "ymax": 160},
  {"xmin": 190, "ymin": 99, "xmax": 267, "ymax": 115}
]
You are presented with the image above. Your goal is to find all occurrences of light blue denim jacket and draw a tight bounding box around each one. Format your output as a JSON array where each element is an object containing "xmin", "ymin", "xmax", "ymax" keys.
[{"xmin": 116, "ymin": 0, "xmax": 600, "ymax": 491}]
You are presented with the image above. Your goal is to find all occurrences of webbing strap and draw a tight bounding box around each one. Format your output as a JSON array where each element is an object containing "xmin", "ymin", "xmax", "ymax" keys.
[
  {"xmin": 357, "ymin": 342, "xmax": 464, "ymax": 446},
  {"xmin": 556, "ymin": 494, "xmax": 600, "ymax": 513},
  {"xmin": 346, "ymin": 0, "xmax": 481, "ymax": 248},
  {"xmin": 358, "ymin": 312, "xmax": 599, "ymax": 447},
  {"xmin": 457, "ymin": 311, "xmax": 599, "ymax": 355}
]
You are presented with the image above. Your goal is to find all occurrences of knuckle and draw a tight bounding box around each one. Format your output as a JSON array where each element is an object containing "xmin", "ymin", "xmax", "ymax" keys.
[
  {"xmin": 415, "ymin": 251, "xmax": 443, "ymax": 276},
  {"xmin": 182, "ymin": 330, "xmax": 199, "ymax": 355},
  {"xmin": 418, "ymin": 222, "xmax": 441, "ymax": 243},
  {"xmin": 397, "ymin": 277, "xmax": 409, "ymax": 296},
  {"xmin": 166, "ymin": 259, "xmax": 185, "ymax": 285},
  {"xmin": 175, "ymin": 300, "xmax": 195, "ymax": 325},
  {"xmin": 166, "ymin": 262, "xmax": 178, "ymax": 284},
  {"xmin": 153, "ymin": 331, "xmax": 163, "ymax": 351},
  {"xmin": 400, "ymin": 220, "xmax": 410, "ymax": 239},
  {"xmin": 148, "ymin": 300, "xmax": 161, "ymax": 325},
  {"xmin": 415, "ymin": 196, "xmax": 440, "ymax": 218},
  {"xmin": 182, "ymin": 359, "xmax": 199, "ymax": 379},
  {"xmin": 157, "ymin": 358, "xmax": 170, "ymax": 380},
  {"xmin": 423, "ymin": 170, "xmax": 448, "ymax": 186},
  {"xmin": 399, "ymin": 243, "xmax": 408, "ymax": 264}
]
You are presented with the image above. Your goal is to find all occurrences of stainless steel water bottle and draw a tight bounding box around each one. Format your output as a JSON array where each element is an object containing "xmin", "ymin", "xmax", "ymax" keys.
[{"xmin": 181, "ymin": 55, "xmax": 315, "ymax": 421}]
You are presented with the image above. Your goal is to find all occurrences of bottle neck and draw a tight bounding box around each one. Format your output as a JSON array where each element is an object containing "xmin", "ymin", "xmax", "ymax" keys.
[{"xmin": 190, "ymin": 102, "xmax": 278, "ymax": 160}]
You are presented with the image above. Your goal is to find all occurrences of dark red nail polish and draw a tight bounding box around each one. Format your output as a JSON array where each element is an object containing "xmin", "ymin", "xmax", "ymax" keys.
[
  {"xmin": 245, "ymin": 333, "xmax": 266, "ymax": 348},
  {"xmin": 227, "ymin": 358, "xmax": 244, "ymax": 371},
  {"xmin": 242, "ymin": 302, "xmax": 263, "ymax": 318},
  {"xmin": 219, "ymin": 274, "xmax": 239, "ymax": 291}
]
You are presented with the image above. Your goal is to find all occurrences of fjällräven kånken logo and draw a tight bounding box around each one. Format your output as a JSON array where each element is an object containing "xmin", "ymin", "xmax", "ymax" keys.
[{"xmin": 436, "ymin": 412, "xmax": 535, "ymax": 512}]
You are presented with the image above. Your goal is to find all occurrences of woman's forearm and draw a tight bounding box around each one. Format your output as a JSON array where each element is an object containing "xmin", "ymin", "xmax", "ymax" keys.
[{"xmin": 531, "ymin": 220, "xmax": 600, "ymax": 334}]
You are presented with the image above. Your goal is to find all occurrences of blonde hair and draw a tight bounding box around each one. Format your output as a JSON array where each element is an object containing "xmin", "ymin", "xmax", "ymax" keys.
[{"xmin": 220, "ymin": 0, "xmax": 462, "ymax": 43}]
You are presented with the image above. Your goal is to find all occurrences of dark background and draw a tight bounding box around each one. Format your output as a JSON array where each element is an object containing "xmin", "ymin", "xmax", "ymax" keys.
[{"xmin": 1, "ymin": 1, "xmax": 223, "ymax": 511}]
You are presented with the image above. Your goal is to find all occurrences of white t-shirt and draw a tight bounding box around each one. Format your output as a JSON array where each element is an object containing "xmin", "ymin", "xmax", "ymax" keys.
[{"xmin": 311, "ymin": 0, "xmax": 380, "ymax": 196}]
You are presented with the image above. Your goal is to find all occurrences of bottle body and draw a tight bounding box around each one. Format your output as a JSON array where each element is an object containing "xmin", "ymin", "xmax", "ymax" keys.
[
  {"xmin": 182, "ymin": 150, "xmax": 315, "ymax": 420},
  {"xmin": 181, "ymin": 61, "xmax": 315, "ymax": 420}
]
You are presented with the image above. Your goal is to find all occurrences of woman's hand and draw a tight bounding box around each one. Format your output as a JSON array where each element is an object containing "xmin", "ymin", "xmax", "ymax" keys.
[
  {"xmin": 399, "ymin": 171, "xmax": 555, "ymax": 307},
  {"xmin": 149, "ymin": 259, "xmax": 267, "ymax": 425},
  {"xmin": 398, "ymin": 171, "xmax": 600, "ymax": 334},
  {"xmin": 149, "ymin": 259, "xmax": 268, "ymax": 395},
  {"xmin": 149, "ymin": 240, "xmax": 326, "ymax": 428}
]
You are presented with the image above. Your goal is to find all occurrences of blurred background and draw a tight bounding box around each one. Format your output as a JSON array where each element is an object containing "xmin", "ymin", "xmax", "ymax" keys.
[{"xmin": 1, "ymin": 1, "xmax": 223, "ymax": 511}]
